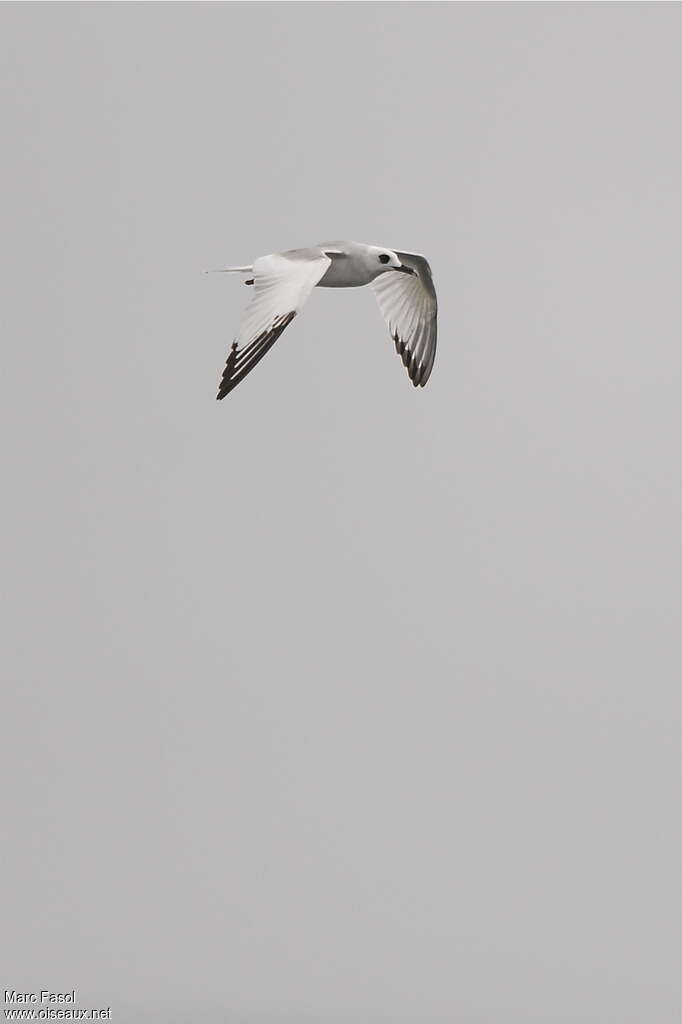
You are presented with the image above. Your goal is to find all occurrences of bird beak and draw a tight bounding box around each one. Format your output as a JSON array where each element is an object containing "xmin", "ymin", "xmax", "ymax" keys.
[{"xmin": 394, "ymin": 264, "xmax": 415, "ymax": 275}]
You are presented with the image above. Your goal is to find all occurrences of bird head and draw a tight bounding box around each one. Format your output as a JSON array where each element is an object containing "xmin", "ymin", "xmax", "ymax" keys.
[{"xmin": 369, "ymin": 247, "xmax": 415, "ymax": 277}]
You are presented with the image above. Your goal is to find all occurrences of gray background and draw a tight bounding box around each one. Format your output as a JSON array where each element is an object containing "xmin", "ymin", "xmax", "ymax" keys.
[{"xmin": 2, "ymin": 4, "xmax": 681, "ymax": 1022}]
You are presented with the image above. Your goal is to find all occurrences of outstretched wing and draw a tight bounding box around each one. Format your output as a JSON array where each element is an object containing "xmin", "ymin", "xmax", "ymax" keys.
[
  {"xmin": 216, "ymin": 249, "xmax": 331, "ymax": 399},
  {"xmin": 371, "ymin": 251, "xmax": 437, "ymax": 387}
]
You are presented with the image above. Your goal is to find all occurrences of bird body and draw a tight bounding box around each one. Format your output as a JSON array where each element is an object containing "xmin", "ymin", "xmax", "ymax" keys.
[
  {"xmin": 208, "ymin": 240, "xmax": 437, "ymax": 399},
  {"xmin": 316, "ymin": 240, "xmax": 400, "ymax": 287}
]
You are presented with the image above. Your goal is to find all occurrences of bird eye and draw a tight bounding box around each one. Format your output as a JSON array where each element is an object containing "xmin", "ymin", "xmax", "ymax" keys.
[{"xmin": 378, "ymin": 254, "xmax": 391, "ymax": 264}]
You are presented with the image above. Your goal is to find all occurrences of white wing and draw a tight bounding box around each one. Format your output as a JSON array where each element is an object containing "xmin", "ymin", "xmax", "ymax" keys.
[
  {"xmin": 217, "ymin": 249, "xmax": 330, "ymax": 399},
  {"xmin": 371, "ymin": 251, "xmax": 438, "ymax": 387}
]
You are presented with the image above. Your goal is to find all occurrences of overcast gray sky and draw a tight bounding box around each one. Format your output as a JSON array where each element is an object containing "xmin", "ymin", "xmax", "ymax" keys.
[{"xmin": 2, "ymin": 4, "xmax": 681, "ymax": 1022}]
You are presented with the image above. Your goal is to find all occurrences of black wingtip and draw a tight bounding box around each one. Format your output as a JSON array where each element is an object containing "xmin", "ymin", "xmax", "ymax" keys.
[{"xmin": 215, "ymin": 313, "xmax": 296, "ymax": 400}]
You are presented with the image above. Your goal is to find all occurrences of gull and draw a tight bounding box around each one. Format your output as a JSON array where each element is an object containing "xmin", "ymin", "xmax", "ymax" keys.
[{"xmin": 207, "ymin": 241, "xmax": 437, "ymax": 399}]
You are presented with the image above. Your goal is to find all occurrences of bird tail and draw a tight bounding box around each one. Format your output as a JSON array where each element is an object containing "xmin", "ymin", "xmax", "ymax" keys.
[{"xmin": 203, "ymin": 265, "xmax": 254, "ymax": 274}]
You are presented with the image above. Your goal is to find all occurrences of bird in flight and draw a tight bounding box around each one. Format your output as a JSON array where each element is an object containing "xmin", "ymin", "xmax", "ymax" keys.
[{"xmin": 207, "ymin": 240, "xmax": 437, "ymax": 399}]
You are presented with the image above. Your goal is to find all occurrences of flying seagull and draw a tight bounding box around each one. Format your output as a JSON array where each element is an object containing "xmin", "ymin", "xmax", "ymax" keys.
[{"xmin": 207, "ymin": 240, "xmax": 437, "ymax": 399}]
